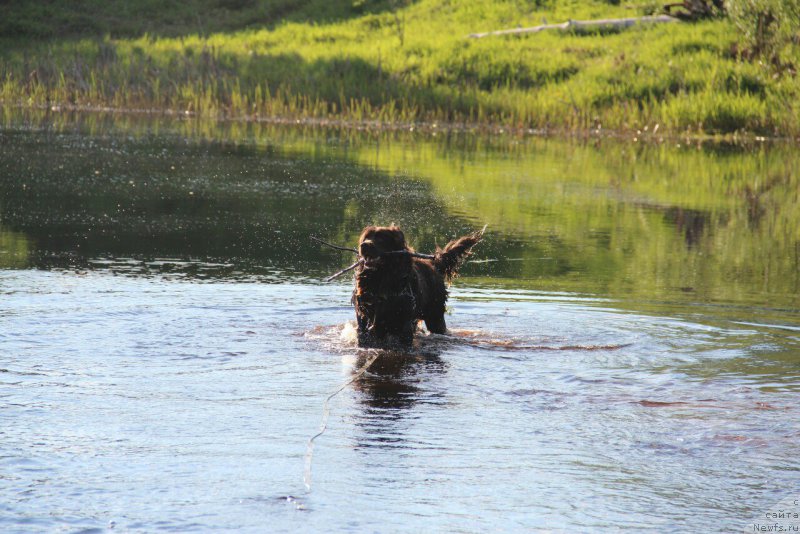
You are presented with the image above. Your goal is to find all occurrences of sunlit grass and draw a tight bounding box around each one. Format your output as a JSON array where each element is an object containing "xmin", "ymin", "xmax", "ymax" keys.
[{"xmin": 1, "ymin": 0, "xmax": 797, "ymax": 135}]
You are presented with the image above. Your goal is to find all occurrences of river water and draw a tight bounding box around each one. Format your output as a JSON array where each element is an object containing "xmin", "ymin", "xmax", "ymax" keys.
[{"xmin": 1, "ymin": 115, "xmax": 799, "ymax": 532}]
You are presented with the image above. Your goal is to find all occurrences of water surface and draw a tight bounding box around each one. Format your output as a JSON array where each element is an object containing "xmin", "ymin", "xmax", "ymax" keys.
[{"xmin": 1, "ymin": 115, "xmax": 799, "ymax": 532}]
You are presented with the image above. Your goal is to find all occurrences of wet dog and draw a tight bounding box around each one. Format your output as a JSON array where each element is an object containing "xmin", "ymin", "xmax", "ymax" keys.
[{"xmin": 353, "ymin": 225, "xmax": 483, "ymax": 347}]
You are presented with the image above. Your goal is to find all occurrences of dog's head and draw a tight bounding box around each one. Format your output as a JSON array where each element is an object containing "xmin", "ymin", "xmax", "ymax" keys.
[{"xmin": 358, "ymin": 226, "xmax": 408, "ymax": 265}]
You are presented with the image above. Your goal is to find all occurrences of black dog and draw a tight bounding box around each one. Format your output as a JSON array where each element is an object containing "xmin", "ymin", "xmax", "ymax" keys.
[{"xmin": 352, "ymin": 226, "xmax": 483, "ymax": 347}]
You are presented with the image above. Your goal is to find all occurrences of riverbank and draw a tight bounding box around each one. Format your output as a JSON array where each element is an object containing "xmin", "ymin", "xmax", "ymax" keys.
[{"xmin": 1, "ymin": 1, "xmax": 798, "ymax": 137}]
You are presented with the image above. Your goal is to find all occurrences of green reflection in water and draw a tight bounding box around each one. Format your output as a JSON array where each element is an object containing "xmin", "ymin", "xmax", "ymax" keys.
[
  {"xmin": 0, "ymin": 110, "xmax": 798, "ymax": 311},
  {"xmin": 0, "ymin": 225, "xmax": 30, "ymax": 269},
  {"xmin": 344, "ymin": 138, "xmax": 800, "ymax": 308}
]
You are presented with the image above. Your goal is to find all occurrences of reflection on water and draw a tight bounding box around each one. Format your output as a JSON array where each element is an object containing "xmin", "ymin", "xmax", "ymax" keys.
[
  {"xmin": 1, "ymin": 114, "xmax": 799, "ymax": 532},
  {"xmin": 1, "ymin": 112, "xmax": 798, "ymax": 308}
]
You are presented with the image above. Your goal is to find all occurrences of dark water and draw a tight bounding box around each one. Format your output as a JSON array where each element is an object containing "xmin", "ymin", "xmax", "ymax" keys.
[{"xmin": 1, "ymin": 116, "xmax": 799, "ymax": 532}]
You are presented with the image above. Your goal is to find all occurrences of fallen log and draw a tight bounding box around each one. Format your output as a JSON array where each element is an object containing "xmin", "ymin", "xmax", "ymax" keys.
[
  {"xmin": 665, "ymin": 0, "xmax": 725, "ymax": 21},
  {"xmin": 468, "ymin": 15, "xmax": 678, "ymax": 39}
]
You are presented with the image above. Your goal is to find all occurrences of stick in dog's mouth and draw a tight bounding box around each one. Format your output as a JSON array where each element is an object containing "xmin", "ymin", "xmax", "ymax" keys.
[{"xmin": 312, "ymin": 224, "xmax": 487, "ymax": 282}]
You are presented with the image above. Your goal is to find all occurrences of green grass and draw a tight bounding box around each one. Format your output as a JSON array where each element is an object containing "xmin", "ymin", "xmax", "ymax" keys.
[{"xmin": 1, "ymin": 0, "xmax": 798, "ymax": 136}]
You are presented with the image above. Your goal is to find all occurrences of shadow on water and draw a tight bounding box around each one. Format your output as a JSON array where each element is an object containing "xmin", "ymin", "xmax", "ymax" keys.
[
  {"xmin": 306, "ymin": 322, "xmax": 450, "ymax": 412},
  {"xmin": 314, "ymin": 323, "xmax": 639, "ymax": 446},
  {"xmin": 353, "ymin": 350, "xmax": 446, "ymax": 414},
  {"xmin": 0, "ymin": 126, "xmax": 472, "ymax": 280}
]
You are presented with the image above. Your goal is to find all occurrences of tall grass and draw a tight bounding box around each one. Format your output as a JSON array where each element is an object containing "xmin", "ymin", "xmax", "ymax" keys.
[
  {"xmin": 1, "ymin": 0, "xmax": 798, "ymax": 136},
  {"xmin": 727, "ymin": 0, "xmax": 800, "ymax": 62}
]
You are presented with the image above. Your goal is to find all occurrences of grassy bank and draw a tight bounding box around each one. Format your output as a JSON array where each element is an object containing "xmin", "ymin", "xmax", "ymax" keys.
[{"xmin": 1, "ymin": 1, "xmax": 798, "ymax": 136}]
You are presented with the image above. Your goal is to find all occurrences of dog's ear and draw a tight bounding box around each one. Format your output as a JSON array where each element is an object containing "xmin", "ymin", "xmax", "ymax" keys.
[
  {"xmin": 359, "ymin": 226, "xmax": 377, "ymax": 243},
  {"xmin": 387, "ymin": 226, "xmax": 406, "ymax": 250}
]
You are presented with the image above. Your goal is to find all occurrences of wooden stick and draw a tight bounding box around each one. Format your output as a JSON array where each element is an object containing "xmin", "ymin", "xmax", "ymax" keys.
[
  {"xmin": 381, "ymin": 250, "xmax": 437, "ymax": 260},
  {"xmin": 468, "ymin": 15, "xmax": 678, "ymax": 39},
  {"xmin": 311, "ymin": 236, "xmax": 358, "ymax": 254},
  {"xmin": 324, "ymin": 260, "xmax": 362, "ymax": 282},
  {"xmin": 318, "ymin": 225, "xmax": 487, "ymax": 278},
  {"xmin": 381, "ymin": 226, "xmax": 486, "ymax": 260}
]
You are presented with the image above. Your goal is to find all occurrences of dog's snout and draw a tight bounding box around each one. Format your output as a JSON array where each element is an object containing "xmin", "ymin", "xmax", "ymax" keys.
[{"xmin": 359, "ymin": 240, "xmax": 377, "ymax": 257}]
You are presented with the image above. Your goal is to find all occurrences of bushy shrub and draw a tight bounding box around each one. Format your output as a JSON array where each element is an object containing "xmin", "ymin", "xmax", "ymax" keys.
[{"xmin": 727, "ymin": 0, "xmax": 800, "ymax": 63}]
